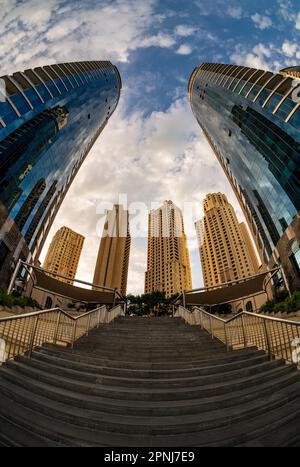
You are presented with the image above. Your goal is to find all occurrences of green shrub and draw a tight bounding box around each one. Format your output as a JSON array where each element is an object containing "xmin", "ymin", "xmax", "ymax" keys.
[
  {"xmin": 274, "ymin": 290, "xmax": 289, "ymax": 302},
  {"xmin": 260, "ymin": 299, "xmax": 276, "ymax": 314},
  {"xmin": 0, "ymin": 289, "xmax": 13, "ymax": 308},
  {"xmin": 260, "ymin": 291, "xmax": 300, "ymax": 315},
  {"xmin": 273, "ymin": 301, "xmax": 286, "ymax": 313},
  {"xmin": 284, "ymin": 291, "xmax": 300, "ymax": 314},
  {"xmin": 0, "ymin": 288, "xmax": 40, "ymax": 309}
]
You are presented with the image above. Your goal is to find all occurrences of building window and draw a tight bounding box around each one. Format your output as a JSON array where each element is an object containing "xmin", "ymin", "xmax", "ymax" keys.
[
  {"xmin": 45, "ymin": 296, "xmax": 53, "ymax": 309},
  {"xmin": 291, "ymin": 241, "xmax": 300, "ymax": 273}
]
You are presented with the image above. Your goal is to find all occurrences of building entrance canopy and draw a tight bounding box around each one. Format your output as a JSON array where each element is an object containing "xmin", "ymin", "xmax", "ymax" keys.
[{"xmin": 174, "ymin": 269, "xmax": 280, "ymax": 307}]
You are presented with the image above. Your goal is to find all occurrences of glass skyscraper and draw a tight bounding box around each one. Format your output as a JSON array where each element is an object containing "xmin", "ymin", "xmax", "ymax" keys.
[
  {"xmin": 0, "ymin": 61, "xmax": 121, "ymax": 288},
  {"xmin": 189, "ymin": 63, "xmax": 300, "ymax": 291}
]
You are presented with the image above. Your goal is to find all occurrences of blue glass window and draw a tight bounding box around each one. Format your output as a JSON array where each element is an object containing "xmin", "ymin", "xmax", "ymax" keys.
[
  {"xmin": 264, "ymin": 93, "xmax": 283, "ymax": 112},
  {"xmin": 276, "ymin": 98, "xmax": 296, "ymax": 121},
  {"xmin": 228, "ymin": 78, "xmax": 239, "ymax": 90},
  {"xmin": 33, "ymin": 69, "xmax": 60, "ymax": 98},
  {"xmin": 294, "ymin": 248, "xmax": 300, "ymax": 268},
  {"xmin": 10, "ymin": 93, "xmax": 31, "ymax": 115},
  {"xmin": 0, "ymin": 101, "xmax": 18, "ymax": 124},
  {"xmin": 255, "ymin": 89, "xmax": 270, "ymax": 106},
  {"xmin": 24, "ymin": 87, "xmax": 43, "ymax": 107},
  {"xmin": 240, "ymin": 82, "xmax": 253, "ymax": 97},
  {"xmin": 65, "ymin": 73, "xmax": 78, "ymax": 88},
  {"xmin": 289, "ymin": 109, "xmax": 300, "ymax": 131},
  {"xmin": 50, "ymin": 78, "xmax": 65, "ymax": 94},
  {"xmin": 248, "ymin": 85, "xmax": 262, "ymax": 101},
  {"xmin": 34, "ymin": 84, "xmax": 51, "ymax": 101},
  {"xmin": 234, "ymin": 80, "xmax": 246, "ymax": 93}
]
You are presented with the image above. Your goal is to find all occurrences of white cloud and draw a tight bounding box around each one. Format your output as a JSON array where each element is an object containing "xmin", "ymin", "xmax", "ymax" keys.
[
  {"xmin": 231, "ymin": 43, "xmax": 273, "ymax": 69},
  {"xmin": 140, "ymin": 32, "xmax": 176, "ymax": 49},
  {"xmin": 282, "ymin": 41, "xmax": 298, "ymax": 57},
  {"xmin": 0, "ymin": 0, "xmax": 172, "ymax": 72},
  {"xmin": 174, "ymin": 24, "xmax": 196, "ymax": 37},
  {"xmin": 176, "ymin": 44, "xmax": 193, "ymax": 55},
  {"xmin": 251, "ymin": 13, "xmax": 273, "ymax": 30},
  {"xmin": 295, "ymin": 12, "xmax": 300, "ymax": 30},
  {"xmin": 1, "ymin": 0, "xmax": 60, "ymax": 35},
  {"xmin": 228, "ymin": 7, "xmax": 243, "ymax": 19},
  {"xmin": 278, "ymin": 0, "xmax": 294, "ymax": 22}
]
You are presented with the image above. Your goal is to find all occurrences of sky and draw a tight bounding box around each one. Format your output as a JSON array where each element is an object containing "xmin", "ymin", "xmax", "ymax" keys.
[{"xmin": 1, "ymin": 0, "xmax": 300, "ymax": 294}]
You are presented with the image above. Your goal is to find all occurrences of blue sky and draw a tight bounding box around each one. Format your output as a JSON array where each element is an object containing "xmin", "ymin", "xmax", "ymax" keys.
[{"xmin": 1, "ymin": 0, "xmax": 300, "ymax": 294}]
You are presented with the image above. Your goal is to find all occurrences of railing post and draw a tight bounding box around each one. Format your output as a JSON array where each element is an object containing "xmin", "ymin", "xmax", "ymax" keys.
[
  {"xmin": 183, "ymin": 291, "xmax": 186, "ymax": 308},
  {"xmin": 86, "ymin": 314, "xmax": 91, "ymax": 335},
  {"xmin": 224, "ymin": 322, "xmax": 229, "ymax": 351},
  {"xmin": 200, "ymin": 310, "xmax": 203, "ymax": 330},
  {"xmin": 71, "ymin": 320, "xmax": 77, "ymax": 349},
  {"xmin": 263, "ymin": 319, "xmax": 272, "ymax": 360},
  {"xmin": 209, "ymin": 315, "xmax": 214, "ymax": 339},
  {"xmin": 29, "ymin": 315, "xmax": 39, "ymax": 357},
  {"xmin": 7, "ymin": 259, "xmax": 22, "ymax": 295},
  {"xmin": 53, "ymin": 310, "xmax": 61, "ymax": 344},
  {"xmin": 241, "ymin": 314, "xmax": 247, "ymax": 348}
]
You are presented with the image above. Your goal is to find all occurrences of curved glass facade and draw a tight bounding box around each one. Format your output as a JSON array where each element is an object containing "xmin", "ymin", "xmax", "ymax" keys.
[
  {"xmin": 0, "ymin": 61, "xmax": 121, "ymax": 287},
  {"xmin": 189, "ymin": 62, "xmax": 300, "ymax": 290}
]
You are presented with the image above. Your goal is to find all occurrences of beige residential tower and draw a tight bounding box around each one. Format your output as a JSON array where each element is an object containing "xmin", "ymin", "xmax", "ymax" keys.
[
  {"xmin": 93, "ymin": 205, "xmax": 130, "ymax": 296},
  {"xmin": 43, "ymin": 226, "xmax": 85, "ymax": 285},
  {"xmin": 145, "ymin": 200, "xmax": 192, "ymax": 297},
  {"xmin": 195, "ymin": 193, "xmax": 259, "ymax": 287}
]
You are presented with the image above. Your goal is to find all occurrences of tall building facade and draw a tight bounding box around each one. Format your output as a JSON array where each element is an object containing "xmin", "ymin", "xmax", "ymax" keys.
[
  {"xmin": 93, "ymin": 205, "xmax": 130, "ymax": 297},
  {"xmin": 195, "ymin": 193, "xmax": 259, "ymax": 287},
  {"xmin": 189, "ymin": 63, "xmax": 300, "ymax": 290},
  {"xmin": 43, "ymin": 226, "xmax": 84, "ymax": 285},
  {"xmin": 145, "ymin": 200, "xmax": 192, "ymax": 297},
  {"xmin": 0, "ymin": 61, "xmax": 121, "ymax": 288}
]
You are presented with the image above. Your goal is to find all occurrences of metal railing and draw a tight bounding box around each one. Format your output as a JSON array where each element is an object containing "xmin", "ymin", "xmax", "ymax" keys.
[
  {"xmin": 175, "ymin": 305, "xmax": 300, "ymax": 367},
  {"xmin": 0, "ymin": 303, "xmax": 124, "ymax": 362}
]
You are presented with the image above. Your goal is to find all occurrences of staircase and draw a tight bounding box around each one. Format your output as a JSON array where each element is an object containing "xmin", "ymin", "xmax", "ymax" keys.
[{"xmin": 0, "ymin": 315, "xmax": 300, "ymax": 447}]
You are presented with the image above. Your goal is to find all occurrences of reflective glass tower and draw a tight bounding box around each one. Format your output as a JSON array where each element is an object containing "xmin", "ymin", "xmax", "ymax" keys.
[
  {"xmin": 0, "ymin": 61, "xmax": 121, "ymax": 287},
  {"xmin": 189, "ymin": 63, "xmax": 300, "ymax": 291}
]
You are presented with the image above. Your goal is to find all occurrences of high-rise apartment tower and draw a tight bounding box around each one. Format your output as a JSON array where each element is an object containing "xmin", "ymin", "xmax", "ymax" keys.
[
  {"xmin": 145, "ymin": 200, "xmax": 192, "ymax": 297},
  {"xmin": 0, "ymin": 60, "xmax": 121, "ymax": 287},
  {"xmin": 43, "ymin": 226, "xmax": 84, "ymax": 285},
  {"xmin": 93, "ymin": 205, "xmax": 130, "ymax": 297},
  {"xmin": 195, "ymin": 193, "xmax": 259, "ymax": 287},
  {"xmin": 189, "ymin": 63, "xmax": 300, "ymax": 290}
]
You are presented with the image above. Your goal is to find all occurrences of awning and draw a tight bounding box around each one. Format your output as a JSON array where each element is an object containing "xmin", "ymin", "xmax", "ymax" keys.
[
  {"xmin": 183, "ymin": 270, "xmax": 273, "ymax": 306},
  {"xmin": 33, "ymin": 268, "xmax": 116, "ymax": 305}
]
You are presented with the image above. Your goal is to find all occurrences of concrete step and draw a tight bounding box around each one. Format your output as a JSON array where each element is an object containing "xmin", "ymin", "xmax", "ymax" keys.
[
  {"xmin": 14, "ymin": 354, "xmax": 286, "ymax": 389},
  {"xmin": 40, "ymin": 343, "xmax": 261, "ymax": 368},
  {"xmin": 0, "ymin": 361, "xmax": 298, "ymax": 417},
  {"xmin": 0, "ymin": 374, "xmax": 300, "ymax": 446},
  {"xmin": 4, "ymin": 359, "xmax": 295, "ymax": 401},
  {"xmin": 0, "ymin": 413, "xmax": 62, "ymax": 447},
  {"xmin": 1, "ymin": 372, "xmax": 300, "ymax": 435},
  {"xmin": 30, "ymin": 348, "xmax": 269, "ymax": 379}
]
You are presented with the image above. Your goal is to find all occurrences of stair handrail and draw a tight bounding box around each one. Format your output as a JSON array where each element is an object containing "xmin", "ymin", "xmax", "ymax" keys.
[
  {"xmin": 0, "ymin": 303, "xmax": 124, "ymax": 362},
  {"xmin": 175, "ymin": 305, "xmax": 300, "ymax": 367}
]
